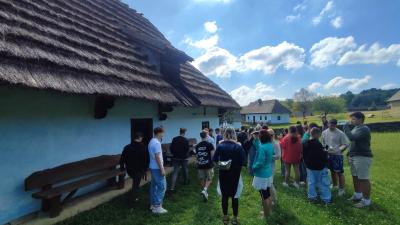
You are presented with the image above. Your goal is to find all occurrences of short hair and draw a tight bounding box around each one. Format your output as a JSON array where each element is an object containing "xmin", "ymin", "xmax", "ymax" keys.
[
  {"xmin": 259, "ymin": 129, "xmax": 272, "ymax": 144},
  {"xmin": 215, "ymin": 128, "xmax": 220, "ymax": 133},
  {"xmin": 153, "ymin": 127, "xmax": 164, "ymax": 135},
  {"xmin": 200, "ymin": 131, "xmax": 208, "ymax": 139},
  {"xmin": 262, "ymin": 125, "xmax": 269, "ymax": 130},
  {"xmin": 350, "ymin": 111, "xmax": 365, "ymax": 123},
  {"xmin": 134, "ymin": 132, "xmax": 144, "ymax": 140},
  {"xmin": 309, "ymin": 122, "xmax": 318, "ymax": 129},
  {"xmin": 310, "ymin": 127, "xmax": 321, "ymax": 136},
  {"xmin": 180, "ymin": 128, "xmax": 187, "ymax": 135},
  {"xmin": 329, "ymin": 118, "xmax": 338, "ymax": 125},
  {"xmin": 209, "ymin": 128, "xmax": 214, "ymax": 133},
  {"xmin": 289, "ymin": 126, "xmax": 299, "ymax": 144},
  {"xmin": 241, "ymin": 125, "xmax": 246, "ymax": 131},
  {"xmin": 296, "ymin": 124, "xmax": 304, "ymax": 137},
  {"xmin": 223, "ymin": 127, "xmax": 237, "ymax": 141}
]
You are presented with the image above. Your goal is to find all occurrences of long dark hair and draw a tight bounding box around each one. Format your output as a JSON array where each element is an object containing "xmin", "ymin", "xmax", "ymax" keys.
[
  {"xmin": 289, "ymin": 126, "xmax": 299, "ymax": 144},
  {"xmin": 296, "ymin": 124, "xmax": 304, "ymax": 137}
]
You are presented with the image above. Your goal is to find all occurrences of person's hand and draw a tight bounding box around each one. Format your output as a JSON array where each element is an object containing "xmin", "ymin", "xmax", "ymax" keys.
[{"xmin": 160, "ymin": 168, "xmax": 166, "ymax": 177}]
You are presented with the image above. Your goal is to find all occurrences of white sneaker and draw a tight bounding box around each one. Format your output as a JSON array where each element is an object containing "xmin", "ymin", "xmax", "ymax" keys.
[
  {"xmin": 299, "ymin": 181, "xmax": 306, "ymax": 186},
  {"xmin": 150, "ymin": 205, "xmax": 155, "ymax": 211},
  {"xmin": 338, "ymin": 189, "xmax": 345, "ymax": 197},
  {"xmin": 282, "ymin": 182, "xmax": 289, "ymax": 187},
  {"xmin": 292, "ymin": 182, "xmax": 300, "ymax": 189},
  {"xmin": 201, "ymin": 190, "xmax": 208, "ymax": 201},
  {"xmin": 354, "ymin": 199, "xmax": 371, "ymax": 208},
  {"xmin": 348, "ymin": 194, "xmax": 362, "ymax": 202},
  {"xmin": 152, "ymin": 206, "xmax": 168, "ymax": 214}
]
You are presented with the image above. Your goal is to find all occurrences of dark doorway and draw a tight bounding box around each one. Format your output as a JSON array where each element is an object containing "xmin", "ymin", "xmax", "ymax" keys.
[{"xmin": 131, "ymin": 118, "xmax": 153, "ymax": 145}]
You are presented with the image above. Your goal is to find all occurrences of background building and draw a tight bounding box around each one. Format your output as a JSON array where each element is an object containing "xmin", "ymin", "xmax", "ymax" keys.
[{"xmin": 241, "ymin": 99, "xmax": 291, "ymax": 124}]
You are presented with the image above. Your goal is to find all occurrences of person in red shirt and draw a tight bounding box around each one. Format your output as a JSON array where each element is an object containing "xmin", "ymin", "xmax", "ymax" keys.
[{"xmin": 281, "ymin": 126, "xmax": 303, "ymax": 188}]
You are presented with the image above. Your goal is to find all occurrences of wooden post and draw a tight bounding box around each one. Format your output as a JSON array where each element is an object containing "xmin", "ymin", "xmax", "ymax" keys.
[{"xmin": 48, "ymin": 195, "xmax": 62, "ymax": 218}]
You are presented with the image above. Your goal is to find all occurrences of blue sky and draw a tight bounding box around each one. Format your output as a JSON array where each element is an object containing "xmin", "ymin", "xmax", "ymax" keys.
[{"xmin": 125, "ymin": 0, "xmax": 400, "ymax": 105}]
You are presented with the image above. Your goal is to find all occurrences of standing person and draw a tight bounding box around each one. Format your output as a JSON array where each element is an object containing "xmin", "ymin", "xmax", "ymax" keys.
[
  {"xmin": 322, "ymin": 116, "xmax": 329, "ymax": 131},
  {"xmin": 148, "ymin": 127, "xmax": 167, "ymax": 214},
  {"xmin": 169, "ymin": 128, "xmax": 190, "ymax": 193},
  {"xmin": 279, "ymin": 128, "xmax": 289, "ymax": 177},
  {"xmin": 252, "ymin": 129, "xmax": 274, "ymax": 218},
  {"xmin": 296, "ymin": 125, "xmax": 307, "ymax": 185},
  {"xmin": 281, "ymin": 126, "xmax": 302, "ymax": 188},
  {"xmin": 119, "ymin": 133, "xmax": 149, "ymax": 205},
  {"xmin": 195, "ymin": 131, "xmax": 215, "ymax": 201},
  {"xmin": 302, "ymin": 123, "xmax": 318, "ymax": 144},
  {"xmin": 204, "ymin": 128, "xmax": 216, "ymax": 149},
  {"xmin": 344, "ymin": 112, "xmax": 373, "ymax": 208},
  {"xmin": 213, "ymin": 128, "xmax": 246, "ymax": 225},
  {"xmin": 303, "ymin": 128, "xmax": 332, "ymax": 205},
  {"xmin": 321, "ymin": 119, "xmax": 350, "ymax": 196},
  {"xmin": 246, "ymin": 125, "xmax": 261, "ymax": 176},
  {"xmin": 267, "ymin": 129, "xmax": 281, "ymax": 204},
  {"xmin": 237, "ymin": 126, "xmax": 248, "ymax": 147},
  {"xmin": 215, "ymin": 128, "xmax": 223, "ymax": 145},
  {"xmin": 209, "ymin": 128, "xmax": 215, "ymax": 138}
]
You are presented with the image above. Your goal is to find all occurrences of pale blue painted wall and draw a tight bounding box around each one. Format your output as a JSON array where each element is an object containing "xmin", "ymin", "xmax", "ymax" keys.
[
  {"xmin": 244, "ymin": 113, "xmax": 290, "ymax": 124},
  {"xmin": 0, "ymin": 86, "xmax": 219, "ymax": 224}
]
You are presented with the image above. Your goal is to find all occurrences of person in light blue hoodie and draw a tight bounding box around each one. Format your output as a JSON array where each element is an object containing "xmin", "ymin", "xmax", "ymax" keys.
[{"xmin": 252, "ymin": 129, "xmax": 274, "ymax": 218}]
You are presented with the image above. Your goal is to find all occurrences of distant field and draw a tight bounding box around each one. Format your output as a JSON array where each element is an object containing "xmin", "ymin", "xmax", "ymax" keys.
[{"xmin": 269, "ymin": 108, "xmax": 400, "ymax": 129}]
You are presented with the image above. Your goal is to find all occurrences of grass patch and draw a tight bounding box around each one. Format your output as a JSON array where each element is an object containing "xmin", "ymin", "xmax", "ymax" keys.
[{"xmin": 58, "ymin": 132, "xmax": 400, "ymax": 225}]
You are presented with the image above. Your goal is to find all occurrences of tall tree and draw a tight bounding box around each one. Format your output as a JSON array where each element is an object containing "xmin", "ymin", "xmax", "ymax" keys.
[
  {"xmin": 312, "ymin": 96, "xmax": 346, "ymax": 115},
  {"xmin": 293, "ymin": 88, "xmax": 315, "ymax": 118}
]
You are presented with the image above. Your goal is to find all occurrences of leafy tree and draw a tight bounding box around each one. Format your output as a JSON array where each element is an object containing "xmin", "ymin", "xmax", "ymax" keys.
[
  {"xmin": 281, "ymin": 99, "xmax": 294, "ymax": 113},
  {"xmin": 312, "ymin": 96, "xmax": 346, "ymax": 115},
  {"xmin": 293, "ymin": 88, "xmax": 315, "ymax": 118}
]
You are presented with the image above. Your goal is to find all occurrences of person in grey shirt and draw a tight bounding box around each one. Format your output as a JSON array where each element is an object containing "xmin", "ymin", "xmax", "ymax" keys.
[
  {"xmin": 344, "ymin": 112, "xmax": 373, "ymax": 208},
  {"xmin": 321, "ymin": 119, "xmax": 350, "ymax": 197}
]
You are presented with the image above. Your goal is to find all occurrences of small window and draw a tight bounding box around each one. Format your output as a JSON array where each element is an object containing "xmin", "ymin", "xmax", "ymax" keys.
[
  {"xmin": 260, "ymin": 116, "xmax": 262, "ymax": 120},
  {"xmin": 277, "ymin": 115, "xmax": 281, "ymax": 120},
  {"xmin": 265, "ymin": 116, "xmax": 267, "ymax": 120},
  {"xmin": 202, "ymin": 121, "xmax": 210, "ymax": 129},
  {"xmin": 248, "ymin": 116, "xmax": 250, "ymax": 120}
]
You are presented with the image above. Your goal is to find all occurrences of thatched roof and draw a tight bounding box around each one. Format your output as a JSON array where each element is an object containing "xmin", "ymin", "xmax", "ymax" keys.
[
  {"xmin": 388, "ymin": 91, "xmax": 400, "ymax": 102},
  {"xmin": 240, "ymin": 99, "xmax": 291, "ymax": 115},
  {"xmin": 0, "ymin": 0, "xmax": 239, "ymax": 108}
]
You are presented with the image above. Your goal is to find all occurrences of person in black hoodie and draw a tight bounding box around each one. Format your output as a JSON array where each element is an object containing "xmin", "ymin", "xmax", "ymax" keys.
[
  {"xmin": 120, "ymin": 133, "xmax": 149, "ymax": 204},
  {"xmin": 303, "ymin": 128, "xmax": 332, "ymax": 204},
  {"xmin": 169, "ymin": 128, "xmax": 190, "ymax": 192}
]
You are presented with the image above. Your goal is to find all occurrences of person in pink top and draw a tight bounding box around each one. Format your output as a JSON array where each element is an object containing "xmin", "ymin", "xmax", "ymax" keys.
[{"xmin": 281, "ymin": 126, "xmax": 303, "ymax": 188}]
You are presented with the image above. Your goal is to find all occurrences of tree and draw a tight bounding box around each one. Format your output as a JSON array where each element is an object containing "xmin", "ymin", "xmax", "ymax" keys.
[
  {"xmin": 312, "ymin": 96, "xmax": 346, "ymax": 115},
  {"xmin": 281, "ymin": 99, "xmax": 294, "ymax": 114},
  {"xmin": 293, "ymin": 88, "xmax": 315, "ymax": 118}
]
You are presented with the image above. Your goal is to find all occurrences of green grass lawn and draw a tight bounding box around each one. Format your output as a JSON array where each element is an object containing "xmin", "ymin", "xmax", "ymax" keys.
[{"xmin": 58, "ymin": 132, "xmax": 400, "ymax": 225}]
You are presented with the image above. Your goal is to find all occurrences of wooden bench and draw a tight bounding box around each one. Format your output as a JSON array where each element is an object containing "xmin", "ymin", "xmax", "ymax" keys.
[{"xmin": 24, "ymin": 155, "xmax": 126, "ymax": 218}]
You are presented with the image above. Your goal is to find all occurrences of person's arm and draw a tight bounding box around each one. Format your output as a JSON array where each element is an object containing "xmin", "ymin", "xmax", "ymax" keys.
[
  {"xmin": 339, "ymin": 132, "xmax": 350, "ymax": 152},
  {"xmin": 212, "ymin": 146, "xmax": 220, "ymax": 162},
  {"xmin": 345, "ymin": 126, "xmax": 368, "ymax": 141},
  {"xmin": 169, "ymin": 139, "xmax": 176, "ymax": 157},
  {"xmin": 155, "ymin": 152, "xmax": 165, "ymax": 176},
  {"xmin": 252, "ymin": 145, "xmax": 265, "ymax": 170},
  {"xmin": 273, "ymin": 143, "xmax": 281, "ymax": 160},
  {"xmin": 119, "ymin": 149, "xmax": 126, "ymax": 172}
]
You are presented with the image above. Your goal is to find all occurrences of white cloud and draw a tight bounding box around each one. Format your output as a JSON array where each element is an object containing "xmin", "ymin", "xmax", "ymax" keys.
[
  {"xmin": 192, "ymin": 0, "xmax": 232, "ymax": 3},
  {"xmin": 312, "ymin": 1, "xmax": 334, "ymax": 25},
  {"xmin": 186, "ymin": 35, "xmax": 219, "ymax": 49},
  {"xmin": 330, "ymin": 16, "xmax": 342, "ymax": 28},
  {"xmin": 293, "ymin": 1, "xmax": 307, "ymax": 12},
  {"xmin": 338, "ymin": 43, "xmax": 400, "ymax": 66},
  {"xmin": 324, "ymin": 75, "xmax": 371, "ymax": 90},
  {"xmin": 230, "ymin": 82, "xmax": 276, "ymax": 106},
  {"xmin": 310, "ymin": 36, "xmax": 356, "ymax": 68},
  {"xmin": 238, "ymin": 41, "xmax": 305, "ymax": 74},
  {"xmin": 286, "ymin": 14, "xmax": 301, "ymax": 23},
  {"xmin": 307, "ymin": 82, "xmax": 322, "ymax": 91},
  {"xmin": 204, "ymin": 21, "xmax": 218, "ymax": 33},
  {"xmin": 192, "ymin": 47, "xmax": 238, "ymax": 78},
  {"xmin": 381, "ymin": 83, "xmax": 398, "ymax": 90}
]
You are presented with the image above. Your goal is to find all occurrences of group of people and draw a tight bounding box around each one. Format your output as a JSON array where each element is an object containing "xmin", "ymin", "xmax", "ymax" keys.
[{"xmin": 119, "ymin": 111, "xmax": 373, "ymax": 224}]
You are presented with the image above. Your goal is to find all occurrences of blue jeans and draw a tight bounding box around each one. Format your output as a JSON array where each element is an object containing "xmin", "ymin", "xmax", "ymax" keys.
[
  {"xmin": 150, "ymin": 169, "xmax": 166, "ymax": 206},
  {"xmin": 306, "ymin": 168, "xmax": 331, "ymax": 203}
]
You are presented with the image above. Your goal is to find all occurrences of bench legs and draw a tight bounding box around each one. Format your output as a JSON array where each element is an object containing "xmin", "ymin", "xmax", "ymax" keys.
[
  {"xmin": 48, "ymin": 195, "xmax": 62, "ymax": 218},
  {"xmin": 117, "ymin": 174, "xmax": 125, "ymax": 189}
]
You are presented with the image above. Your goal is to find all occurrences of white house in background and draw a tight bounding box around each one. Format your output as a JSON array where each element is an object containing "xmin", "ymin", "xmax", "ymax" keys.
[{"xmin": 241, "ymin": 99, "xmax": 291, "ymax": 124}]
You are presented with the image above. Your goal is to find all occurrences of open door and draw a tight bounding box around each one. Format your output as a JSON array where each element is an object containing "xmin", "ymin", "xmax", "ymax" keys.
[{"xmin": 131, "ymin": 119, "xmax": 153, "ymax": 145}]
